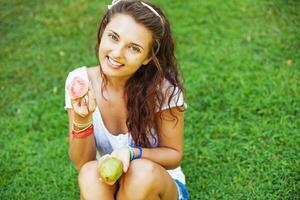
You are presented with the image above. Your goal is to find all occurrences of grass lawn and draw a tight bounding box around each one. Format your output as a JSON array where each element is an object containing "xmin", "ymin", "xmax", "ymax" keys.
[{"xmin": 1, "ymin": 0, "xmax": 299, "ymax": 199}]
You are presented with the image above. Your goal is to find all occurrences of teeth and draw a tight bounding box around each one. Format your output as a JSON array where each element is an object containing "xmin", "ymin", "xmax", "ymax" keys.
[{"xmin": 108, "ymin": 57, "xmax": 123, "ymax": 66}]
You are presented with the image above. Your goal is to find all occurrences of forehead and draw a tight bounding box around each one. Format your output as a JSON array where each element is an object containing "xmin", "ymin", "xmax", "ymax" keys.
[{"xmin": 105, "ymin": 13, "xmax": 153, "ymax": 47}]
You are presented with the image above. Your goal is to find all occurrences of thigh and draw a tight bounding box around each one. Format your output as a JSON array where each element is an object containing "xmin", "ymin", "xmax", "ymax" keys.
[
  {"xmin": 174, "ymin": 179, "xmax": 189, "ymax": 200},
  {"xmin": 78, "ymin": 160, "xmax": 117, "ymax": 200},
  {"xmin": 117, "ymin": 159, "xmax": 178, "ymax": 200}
]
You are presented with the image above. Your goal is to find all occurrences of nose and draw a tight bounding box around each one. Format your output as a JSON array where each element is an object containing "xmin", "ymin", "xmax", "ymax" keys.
[{"xmin": 111, "ymin": 44, "xmax": 124, "ymax": 59}]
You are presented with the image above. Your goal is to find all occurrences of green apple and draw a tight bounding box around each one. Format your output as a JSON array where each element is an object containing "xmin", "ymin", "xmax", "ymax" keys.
[{"xmin": 98, "ymin": 157, "xmax": 123, "ymax": 183}]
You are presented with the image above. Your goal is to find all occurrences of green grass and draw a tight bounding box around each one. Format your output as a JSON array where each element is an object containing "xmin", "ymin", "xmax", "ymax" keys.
[{"xmin": 1, "ymin": 0, "xmax": 299, "ymax": 199}]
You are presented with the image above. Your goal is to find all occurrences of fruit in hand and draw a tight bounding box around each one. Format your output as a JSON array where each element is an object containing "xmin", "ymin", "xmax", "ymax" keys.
[
  {"xmin": 98, "ymin": 157, "xmax": 123, "ymax": 183},
  {"xmin": 68, "ymin": 76, "xmax": 88, "ymax": 99}
]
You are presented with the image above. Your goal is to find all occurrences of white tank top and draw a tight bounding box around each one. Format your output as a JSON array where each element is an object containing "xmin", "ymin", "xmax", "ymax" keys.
[{"xmin": 65, "ymin": 66, "xmax": 186, "ymax": 184}]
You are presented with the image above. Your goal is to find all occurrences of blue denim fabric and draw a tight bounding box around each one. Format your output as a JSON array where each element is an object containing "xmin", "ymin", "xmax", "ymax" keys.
[{"xmin": 174, "ymin": 179, "xmax": 189, "ymax": 200}]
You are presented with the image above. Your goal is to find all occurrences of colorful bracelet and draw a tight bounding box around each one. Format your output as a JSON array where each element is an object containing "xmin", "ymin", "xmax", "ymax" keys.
[
  {"xmin": 72, "ymin": 123, "xmax": 92, "ymax": 133},
  {"xmin": 128, "ymin": 146, "xmax": 135, "ymax": 161},
  {"xmin": 133, "ymin": 146, "xmax": 143, "ymax": 159},
  {"xmin": 72, "ymin": 124, "xmax": 94, "ymax": 139},
  {"xmin": 130, "ymin": 146, "xmax": 142, "ymax": 160},
  {"xmin": 73, "ymin": 119, "xmax": 93, "ymax": 129}
]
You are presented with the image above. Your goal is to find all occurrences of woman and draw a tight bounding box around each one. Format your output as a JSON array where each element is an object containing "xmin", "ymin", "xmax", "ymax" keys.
[{"xmin": 65, "ymin": 0, "xmax": 189, "ymax": 199}]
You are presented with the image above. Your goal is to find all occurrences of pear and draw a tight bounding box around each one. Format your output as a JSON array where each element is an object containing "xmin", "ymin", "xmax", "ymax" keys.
[{"xmin": 98, "ymin": 157, "xmax": 123, "ymax": 183}]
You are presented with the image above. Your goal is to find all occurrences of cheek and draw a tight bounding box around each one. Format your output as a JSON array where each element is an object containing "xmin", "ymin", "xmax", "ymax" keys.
[
  {"xmin": 98, "ymin": 43, "xmax": 105, "ymax": 56},
  {"xmin": 129, "ymin": 58, "xmax": 146, "ymax": 71},
  {"xmin": 133, "ymin": 57, "xmax": 144, "ymax": 65},
  {"xmin": 98, "ymin": 39, "xmax": 110, "ymax": 55},
  {"xmin": 125, "ymin": 54, "xmax": 141, "ymax": 64}
]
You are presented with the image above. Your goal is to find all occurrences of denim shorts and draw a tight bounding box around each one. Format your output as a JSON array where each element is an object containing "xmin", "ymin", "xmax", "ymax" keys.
[{"xmin": 174, "ymin": 179, "xmax": 189, "ymax": 200}]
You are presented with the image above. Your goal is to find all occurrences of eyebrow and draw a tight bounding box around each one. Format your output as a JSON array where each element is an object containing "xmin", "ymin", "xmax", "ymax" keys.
[{"xmin": 109, "ymin": 30, "xmax": 145, "ymax": 50}]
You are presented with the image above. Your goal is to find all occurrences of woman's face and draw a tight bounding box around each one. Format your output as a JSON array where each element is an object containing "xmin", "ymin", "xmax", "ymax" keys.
[{"xmin": 98, "ymin": 13, "xmax": 153, "ymax": 79}]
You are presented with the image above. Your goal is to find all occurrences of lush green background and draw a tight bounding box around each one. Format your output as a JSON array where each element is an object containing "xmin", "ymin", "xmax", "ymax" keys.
[{"xmin": 1, "ymin": 0, "xmax": 299, "ymax": 199}]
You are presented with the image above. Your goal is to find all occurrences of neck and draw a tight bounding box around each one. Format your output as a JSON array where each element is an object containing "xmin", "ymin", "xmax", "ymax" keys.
[{"xmin": 106, "ymin": 76, "xmax": 128, "ymax": 93}]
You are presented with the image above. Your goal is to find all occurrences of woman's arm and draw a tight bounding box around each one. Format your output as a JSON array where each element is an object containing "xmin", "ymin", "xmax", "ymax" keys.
[
  {"xmin": 135, "ymin": 107, "xmax": 184, "ymax": 169},
  {"xmin": 67, "ymin": 109, "xmax": 96, "ymax": 171}
]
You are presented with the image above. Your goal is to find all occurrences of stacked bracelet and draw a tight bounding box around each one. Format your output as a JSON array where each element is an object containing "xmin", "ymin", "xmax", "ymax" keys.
[
  {"xmin": 71, "ymin": 124, "xmax": 94, "ymax": 139},
  {"xmin": 128, "ymin": 146, "xmax": 143, "ymax": 161},
  {"xmin": 72, "ymin": 123, "xmax": 92, "ymax": 133},
  {"xmin": 73, "ymin": 119, "xmax": 93, "ymax": 129},
  {"xmin": 128, "ymin": 146, "xmax": 135, "ymax": 161},
  {"xmin": 133, "ymin": 146, "xmax": 143, "ymax": 159}
]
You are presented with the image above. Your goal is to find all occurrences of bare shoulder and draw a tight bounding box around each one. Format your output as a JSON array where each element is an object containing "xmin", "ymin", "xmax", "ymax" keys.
[
  {"xmin": 87, "ymin": 66, "xmax": 100, "ymax": 77},
  {"xmin": 87, "ymin": 66, "xmax": 101, "ymax": 82}
]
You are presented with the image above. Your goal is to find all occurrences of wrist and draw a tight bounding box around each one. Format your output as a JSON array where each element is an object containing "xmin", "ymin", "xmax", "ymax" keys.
[
  {"xmin": 134, "ymin": 146, "xmax": 142, "ymax": 159},
  {"xmin": 71, "ymin": 124, "xmax": 94, "ymax": 139},
  {"xmin": 73, "ymin": 118, "xmax": 93, "ymax": 129},
  {"xmin": 73, "ymin": 113, "xmax": 92, "ymax": 125},
  {"xmin": 128, "ymin": 146, "xmax": 142, "ymax": 160},
  {"xmin": 128, "ymin": 146, "xmax": 135, "ymax": 161}
]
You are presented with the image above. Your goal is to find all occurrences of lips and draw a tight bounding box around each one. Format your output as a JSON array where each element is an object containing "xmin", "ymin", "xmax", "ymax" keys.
[{"xmin": 106, "ymin": 56, "xmax": 124, "ymax": 69}]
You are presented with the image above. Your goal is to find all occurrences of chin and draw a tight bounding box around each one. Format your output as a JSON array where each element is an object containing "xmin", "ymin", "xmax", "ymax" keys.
[{"xmin": 100, "ymin": 65, "xmax": 125, "ymax": 78}]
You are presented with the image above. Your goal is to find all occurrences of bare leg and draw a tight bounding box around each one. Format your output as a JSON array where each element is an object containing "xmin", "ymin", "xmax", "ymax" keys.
[
  {"xmin": 117, "ymin": 159, "xmax": 178, "ymax": 200},
  {"xmin": 78, "ymin": 161, "xmax": 117, "ymax": 200}
]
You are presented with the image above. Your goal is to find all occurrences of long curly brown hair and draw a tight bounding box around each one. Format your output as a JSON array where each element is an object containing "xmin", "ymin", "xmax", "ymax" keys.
[{"xmin": 96, "ymin": 0, "xmax": 185, "ymax": 147}]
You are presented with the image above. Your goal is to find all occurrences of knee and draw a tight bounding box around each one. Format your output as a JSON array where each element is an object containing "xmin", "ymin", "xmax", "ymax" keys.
[
  {"xmin": 78, "ymin": 161, "xmax": 96, "ymax": 184},
  {"xmin": 117, "ymin": 159, "xmax": 164, "ymax": 199},
  {"xmin": 79, "ymin": 160, "xmax": 96, "ymax": 173},
  {"xmin": 124, "ymin": 159, "xmax": 161, "ymax": 186},
  {"xmin": 78, "ymin": 161, "xmax": 116, "ymax": 200}
]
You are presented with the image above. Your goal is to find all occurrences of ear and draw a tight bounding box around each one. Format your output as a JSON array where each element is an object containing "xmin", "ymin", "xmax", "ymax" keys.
[{"xmin": 142, "ymin": 56, "xmax": 152, "ymax": 65}]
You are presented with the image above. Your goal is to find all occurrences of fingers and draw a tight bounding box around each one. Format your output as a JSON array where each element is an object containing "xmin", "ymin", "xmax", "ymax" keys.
[
  {"xmin": 122, "ymin": 157, "xmax": 129, "ymax": 173},
  {"xmin": 117, "ymin": 154, "xmax": 129, "ymax": 173},
  {"xmin": 71, "ymin": 98, "xmax": 89, "ymax": 117},
  {"xmin": 71, "ymin": 81, "xmax": 96, "ymax": 117},
  {"xmin": 111, "ymin": 149, "xmax": 130, "ymax": 173},
  {"xmin": 87, "ymin": 82, "xmax": 96, "ymax": 112},
  {"xmin": 105, "ymin": 180, "xmax": 117, "ymax": 186}
]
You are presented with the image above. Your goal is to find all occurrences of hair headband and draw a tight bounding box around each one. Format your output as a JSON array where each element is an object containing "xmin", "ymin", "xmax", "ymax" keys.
[{"xmin": 108, "ymin": 0, "xmax": 163, "ymax": 21}]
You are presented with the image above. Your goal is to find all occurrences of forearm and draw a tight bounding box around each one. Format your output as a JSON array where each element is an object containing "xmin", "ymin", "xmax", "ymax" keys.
[
  {"xmin": 67, "ymin": 108, "xmax": 96, "ymax": 171},
  {"xmin": 134, "ymin": 147, "xmax": 182, "ymax": 169},
  {"xmin": 69, "ymin": 135, "xmax": 96, "ymax": 171}
]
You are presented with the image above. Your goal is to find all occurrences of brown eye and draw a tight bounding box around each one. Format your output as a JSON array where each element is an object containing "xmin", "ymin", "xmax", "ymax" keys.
[
  {"xmin": 108, "ymin": 33, "xmax": 118, "ymax": 41},
  {"xmin": 129, "ymin": 45, "xmax": 141, "ymax": 53}
]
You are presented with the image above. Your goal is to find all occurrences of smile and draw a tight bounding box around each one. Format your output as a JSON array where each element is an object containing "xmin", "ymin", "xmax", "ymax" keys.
[{"xmin": 107, "ymin": 56, "xmax": 124, "ymax": 68}]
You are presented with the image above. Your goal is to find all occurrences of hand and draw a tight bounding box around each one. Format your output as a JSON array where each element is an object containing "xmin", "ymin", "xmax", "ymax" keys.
[
  {"xmin": 111, "ymin": 148, "xmax": 131, "ymax": 173},
  {"xmin": 71, "ymin": 82, "xmax": 96, "ymax": 122},
  {"xmin": 97, "ymin": 148, "xmax": 130, "ymax": 186}
]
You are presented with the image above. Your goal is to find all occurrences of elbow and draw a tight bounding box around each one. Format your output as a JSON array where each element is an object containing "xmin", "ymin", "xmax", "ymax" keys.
[
  {"xmin": 68, "ymin": 149, "xmax": 87, "ymax": 172},
  {"xmin": 68, "ymin": 144, "xmax": 96, "ymax": 172},
  {"xmin": 166, "ymin": 150, "xmax": 183, "ymax": 170},
  {"xmin": 69, "ymin": 155, "xmax": 86, "ymax": 172},
  {"xmin": 69, "ymin": 153, "xmax": 80, "ymax": 172},
  {"xmin": 75, "ymin": 163, "xmax": 84, "ymax": 172},
  {"xmin": 174, "ymin": 151, "xmax": 183, "ymax": 168}
]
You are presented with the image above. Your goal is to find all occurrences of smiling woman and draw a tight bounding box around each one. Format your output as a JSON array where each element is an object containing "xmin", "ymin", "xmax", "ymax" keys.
[
  {"xmin": 98, "ymin": 14, "xmax": 153, "ymax": 78},
  {"xmin": 64, "ymin": 1, "xmax": 189, "ymax": 200}
]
